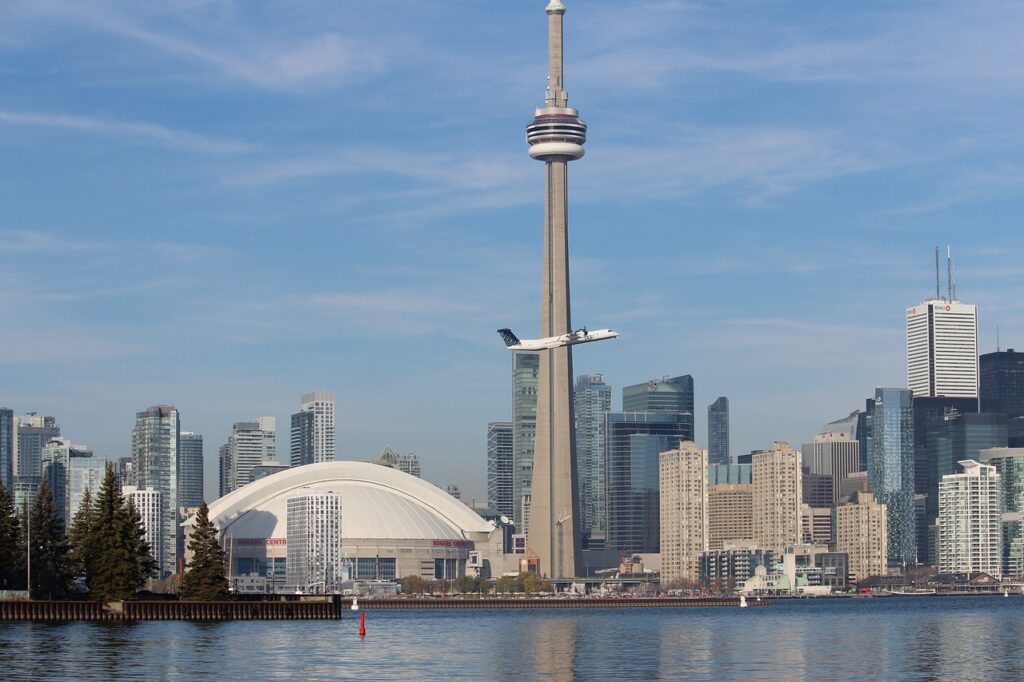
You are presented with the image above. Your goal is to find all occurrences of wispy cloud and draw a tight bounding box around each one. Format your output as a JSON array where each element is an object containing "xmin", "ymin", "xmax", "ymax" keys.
[{"xmin": 0, "ymin": 110, "xmax": 253, "ymax": 153}]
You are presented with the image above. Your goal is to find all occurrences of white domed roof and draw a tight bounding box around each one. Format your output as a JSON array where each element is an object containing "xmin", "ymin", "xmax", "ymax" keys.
[{"xmin": 205, "ymin": 461, "xmax": 492, "ymax": 541}]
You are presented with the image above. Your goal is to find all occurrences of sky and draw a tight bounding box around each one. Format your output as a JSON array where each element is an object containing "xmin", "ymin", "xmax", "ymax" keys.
[{"xmin": 2, "ymin": 1, "xmax": 1024, "ymax": 503}]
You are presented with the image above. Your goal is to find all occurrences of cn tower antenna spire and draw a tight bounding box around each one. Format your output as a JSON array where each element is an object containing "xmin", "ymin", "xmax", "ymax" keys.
[{"xmin": 546, "ymin": 1, "xmax": 567, "ymax": 107}]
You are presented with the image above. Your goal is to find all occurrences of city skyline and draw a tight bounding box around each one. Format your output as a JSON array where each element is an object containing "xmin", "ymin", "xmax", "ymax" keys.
[{"xmin": 3, "ymin": 1, "xmax": 1024, "ymax": 502}]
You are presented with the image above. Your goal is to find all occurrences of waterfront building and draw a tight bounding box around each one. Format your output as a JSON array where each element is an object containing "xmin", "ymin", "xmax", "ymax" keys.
[
  {"xmin": 868, "ymin": 388, "xmax": 917, "ymax": 566},
  {"xmin": 286, "ymin": 491, "xmax": 343, "ymax": 594},
  {"xmin": 512, "ymin": 350, "xmax": 539, "ymax": 533},
  {"xmin": 622, "ymin": 375, "xmax": 695, "ymax": 441},
  {"xmin": 699, "ymin": 542, "xmax": 772, "ymax": 590},
  {"xmin": 937, "ymin": 460, "xmax": 1003, "ymax": 577},
  {"xmin": 707, "ymin": 397, "xmax": 729, "ymax": 465},
  {"xmin": 659, "ymin": 441, "xmax": 708, "ymax": 585},
  {"xmin": 179, "ymin": 432, "xmax": 204, "ymax": 508},
  {"xmin": 222, "ymin": 418, "xmax": 277, "ymax": 495},
  {"xmin": 801, "ymin": 505, "xmax": 833, "ymax": 547},
  {"xmin": 980, "ymin": 349, "xmax": 1024, "ymax": 418},
  {"xmin": 606, "ymin": 413, "xmax": 690, "ymax": 554},
  {"xmin": 906, "ymin": 298, "xmax": 978, "ymax": 399},
  {"xmin": 15, "ymin": 414, "xmax": 59, "ymax": 479},
  {"xmin": 0, "ymin": 408, "xmax": 15, "ymax": 492},
  {"xmin": 486, "ymin": 422, "xmax": 514, "ymax": 520},
  {"xmin": 132, "ymin": 405, "xmax": 180, "ymax": 578},
  {"xmin": 752, "ymin": 442, "xmax": 802, "ymax": 555},
  {"xmin": 708, "ymin": 464, "xmax": 751, "ymax": 486},
  {"xmin": 372, "ymin": 445, "xmax": 421, "ymax": 478},
  {"xmin": 197, "ymin": 462, "xmax": 504, "ymax": 591},
  {"xmin": 707, "ymin": 483, "xmax": 753, "ymax": 550},
  {"xmin": 290, "ymin": 392, "xmax": 335, "ymax": 467},
  {"xmin": 802, "ymin": 433, "xmax": 860, "ymax": 505},
  {"xmin": 123, "ymin": 486, "xmax": 162, "ymax": 572},
  {"xmin": 575, "ymin": 374, "xmax": 611, "ymax": 545}
]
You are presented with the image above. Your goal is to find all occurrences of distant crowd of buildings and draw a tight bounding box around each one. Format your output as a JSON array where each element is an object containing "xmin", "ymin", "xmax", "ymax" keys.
[{"xmin": 486, "ymin": 279, "xmax": 1024, "ymax": 590}]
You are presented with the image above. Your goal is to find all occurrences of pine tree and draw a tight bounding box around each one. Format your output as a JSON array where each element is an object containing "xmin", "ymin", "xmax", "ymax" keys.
[
  {"xmin": 180, "ymin": 502, "xmax": 230, "ymax": 601},
  {"xmin": 0, "ymin": 479, "xmax": 25, "ymax": 591},
  {"xmin": 88, "ymin": 465, "xmax": 156, "ymax": 602},
  {"xmin": 26, "ymin": 480, "xmax": 73, "ymax": 599},
  {"xmin": 67, "ymin": 487, "xmax": 95, "ymax": 583}
]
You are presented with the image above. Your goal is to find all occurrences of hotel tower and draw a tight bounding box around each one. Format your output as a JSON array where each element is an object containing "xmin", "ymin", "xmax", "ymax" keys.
[{"xmin": 526, "ymin": 0, "xmax": 586, "ymax": 578}]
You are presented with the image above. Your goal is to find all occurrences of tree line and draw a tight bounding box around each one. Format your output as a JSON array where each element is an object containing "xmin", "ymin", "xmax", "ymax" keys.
[{"xmin": 0, "ymin": 465, "xmax": 228, "ymax": 601}]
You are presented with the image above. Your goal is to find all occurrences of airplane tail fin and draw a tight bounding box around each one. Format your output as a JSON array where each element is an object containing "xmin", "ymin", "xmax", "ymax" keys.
[{"xmin": 497, "ymin": 328, "xmax": 520, "ymax": 347}]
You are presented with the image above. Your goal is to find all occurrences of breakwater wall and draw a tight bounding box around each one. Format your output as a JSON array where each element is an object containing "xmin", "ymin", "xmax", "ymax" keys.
[{"xmin": 365, "ymin": 597, "xmax": 767, "ymax": 609}]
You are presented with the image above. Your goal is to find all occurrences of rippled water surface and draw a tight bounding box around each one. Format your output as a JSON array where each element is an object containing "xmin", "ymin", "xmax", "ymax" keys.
[{"xmin": 2, "ymin": 596, "xmax": 1023, "ymax": 680}]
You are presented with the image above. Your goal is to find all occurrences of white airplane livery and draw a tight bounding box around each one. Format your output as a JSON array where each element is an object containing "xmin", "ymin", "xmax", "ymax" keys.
[{"xmin": 498, "ymin": 327, "xmax": 619, "ymax": 351}]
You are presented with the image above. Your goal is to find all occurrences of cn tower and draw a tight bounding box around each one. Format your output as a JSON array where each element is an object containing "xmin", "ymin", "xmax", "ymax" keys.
[{"xmin": 526, "ymin": 0, "xmax": 586, "ymax": 579}]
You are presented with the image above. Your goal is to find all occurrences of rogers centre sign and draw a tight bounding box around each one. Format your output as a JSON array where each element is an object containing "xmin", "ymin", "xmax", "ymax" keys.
[
  {"xmin": 432, "ymin": 539, "xmax": 469, "ymax": 547},
  {"xmin": 234, "ymin": 538, "xmax": 287, "ymax": 546}
]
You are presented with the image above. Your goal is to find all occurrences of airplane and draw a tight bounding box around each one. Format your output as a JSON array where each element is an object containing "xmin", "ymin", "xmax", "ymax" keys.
[{"xmin": 497, "ymin": 327, "xmax": 619, "ymax": 351}]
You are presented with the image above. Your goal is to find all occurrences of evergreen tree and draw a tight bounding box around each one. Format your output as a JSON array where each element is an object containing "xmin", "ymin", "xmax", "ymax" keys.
[
  {"xmin": 0, "ymin": 479, "xmax": 25, "ymax": 590},
  {"xmin": 26, "ymin": 480, "xmax": 73, "ymax": 599},
  {"xmin": 180, "ymin": 502, "xmax": 229, "ymax": 601},
  {"xmin": 67, "ymin": 487, "xmax": 95, "ymax": 583},
  {"xmin": 88, "ymin": 465, "xmax": 156, "ymax": 602}
]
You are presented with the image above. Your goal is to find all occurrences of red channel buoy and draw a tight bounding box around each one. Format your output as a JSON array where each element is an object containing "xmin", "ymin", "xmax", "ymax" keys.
[{"xmin": 359, "ymin": 610, "xmax": 366, "ymax": 637}]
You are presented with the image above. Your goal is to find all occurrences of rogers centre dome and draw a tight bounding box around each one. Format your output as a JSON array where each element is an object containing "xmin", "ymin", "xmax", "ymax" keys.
[{"xmin": 198, "ymin": 461, "xmax": 503, "ymax": 588}]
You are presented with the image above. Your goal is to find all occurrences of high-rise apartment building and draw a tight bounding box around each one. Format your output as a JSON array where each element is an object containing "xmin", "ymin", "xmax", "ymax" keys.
[
  {"xmin": 372, "ymin": 445, "xmax": 421, "ymax": 478},
  {"xmin": 575, "ymin": 374, "xmax": 611, "ymax": 544},
  {"xmin": 68, "ymin": 455, "xmax": 105, "ymax": 522},
  {"xmin": 286, "ymin": 491, "xmax": 343, "ymax": 594},
  {"xmin": 512, "ymin": 351, "xmax": 539, "ymax": 532},
  {"xmin": 907, "ymin": 299, "xmax": 978, "ymax": 399},
  {"xmin": 707, "ymin": 397, "xmax": 730, "ymax": 465},
  {"xmin": 707, "ymin": 483, "xmax": 753, "ymax": 550},
  {"xmin": 659, "ymin": 441, "xmax": 708, "ymax": 585},
  {"xmin": 0, "ymin": 408, "xmax": 15, "ymax": 492},
  {"xmin": 938, "ymin": 460, "xmax": 1003, "ymax": 576},
  {"xmin": 290, "ymin": 392, "xmax": 335, "ymax": 467},
  {"xmin": 801, "ymin": 433, "xmax": 860, "ymax": 506},
  {"xmin": 487, "ymin": 422, "xmax": 514, "ymax": 519},
  {"xmin": 801, "ymin": 505, "xmax": 833, "ymax": 546},
  {"xmin": 40, "ymin": 437, "xmax": 101, "ymax": 523},
  {"xmin": 979, "ymin": 447, "xmax": 1024, "ymax": 574},
  {"xmin": 622, "ymin": 375, "xmax": 695, "ymax": 441},
  {"xmin": 15, "ymin": 414, "xmax": 60, "ymax": 479},
  {"xmin": 980, "ymin": 349, "xmax": 1024, "ymax": 418},
  {"xmin": 132, "ymin": 405, "xmax": 180, "ymax": 578},
  {"xmin": 606, "ymin": 413, "xmax": 691, "ymax": 553},
  {"xmin": 222, "ymin": 418, "xmax": 277, "ymax": 495},
  {"xmin": 179, "ymin": 432, "xmax": 204, "ymax": 508},
  {"xmin": 835, "ymin": 492, "xmax": 888, "ymax": 583},
  {"xmin": 123, "ymin": 486, "xmax": 162, "ymax": 575},
  {"xmin": 751, "ymin": 442, "xmax": 803, "ymax": 555},
  {"xmin": 868, "ymin": 388, "xmax": 917, "ymax": 566}
]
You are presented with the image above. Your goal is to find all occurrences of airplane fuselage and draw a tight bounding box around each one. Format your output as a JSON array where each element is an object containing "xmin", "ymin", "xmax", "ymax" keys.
[{"xmin": 505, "ymin": 328, "xmax": 618, "ymax": 351}]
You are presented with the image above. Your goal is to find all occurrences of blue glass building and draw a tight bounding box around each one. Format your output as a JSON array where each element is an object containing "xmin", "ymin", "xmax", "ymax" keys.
[{"xmin": 868, "ymin": 388, "xmax": 917, "ymax": 566}]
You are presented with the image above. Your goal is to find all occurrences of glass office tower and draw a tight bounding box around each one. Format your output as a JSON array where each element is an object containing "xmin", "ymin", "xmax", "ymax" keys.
[{"xmin": 868, "ymin": 388, "xmax": 917, "ymax": 566}]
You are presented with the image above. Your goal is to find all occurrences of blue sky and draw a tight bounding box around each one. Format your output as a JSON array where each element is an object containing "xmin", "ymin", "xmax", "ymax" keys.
[{"xmin": 2, "ymin": 1, "xmax": 1023, "ymax": 502}]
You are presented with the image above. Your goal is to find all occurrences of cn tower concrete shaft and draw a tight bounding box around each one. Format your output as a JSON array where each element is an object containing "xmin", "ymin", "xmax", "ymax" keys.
[{"xmin": 526, "ymin": 0, "xmax": 585, "ymax": 580}]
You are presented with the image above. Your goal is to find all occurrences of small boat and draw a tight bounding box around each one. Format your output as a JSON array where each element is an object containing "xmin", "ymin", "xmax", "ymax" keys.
[{"xmin": 884, "ymin": 588, "xmax": 937, "ymax": 596}]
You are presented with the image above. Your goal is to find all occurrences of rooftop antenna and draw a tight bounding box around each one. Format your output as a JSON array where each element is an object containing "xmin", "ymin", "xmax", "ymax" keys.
[
  {"xmin": 997, "ymin": 324, "xmax": 1001, "ymax": 352},
  {"xmin": 951, "ymin": 252, "xmax": 957, "ymax": 301},
  {"xmin": 934, "ymin": 246, "xmax": 940, "ymax": 300},
  {"xmin": 946, "ymin": 245, "xmax": 952, "ymax": 302}
]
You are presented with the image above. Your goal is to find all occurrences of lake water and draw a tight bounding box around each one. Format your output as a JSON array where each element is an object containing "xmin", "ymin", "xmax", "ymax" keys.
[{"xmin": 1, "ymin": 596, "xmax": 1022, "ymax": 680}]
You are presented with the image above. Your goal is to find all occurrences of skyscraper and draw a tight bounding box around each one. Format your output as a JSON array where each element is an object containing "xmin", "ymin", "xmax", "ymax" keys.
[
  {"xmin": 707, "ymin": 483, "xmax": 753, "ymax": 550},
  {"xmin": 659, "ymin": 441, "xmax": 708, "ymax": 585},
  {"xmin": 606, "ymin": 412, "xmax": 690, "ymax": 554},
  {"xmin": 123, "ymin": 486, "xmax": 162, "ymax": 577},
  {"xmin": 906, "ymin": 299, "xmax": 978, "ymax": 399},
  {"xmin": 751, "ymin": 442, "xmax": 803, "ymax": 555},
  {"xmin": 373, "ymin": 445, "xmax": 421, "ymax": 477},
  {"xmin": 15, "ymin": 414, "xmax": 59, "ymax": 479},
  {"xmin": 179, "ymin": 432, "xmax": 204, "ymax": 508},
  {"xmin": 40, "ymin": 437, "xmax": 100, "ymax": 523},
  {"xmin": 835, "ymin": 492, "xmax": 887, "ymax": 583},
  {"xmin": 801, "ymin": 431, "xmax": 860, "ymax": 505},
  {"xmin": 623, "ymin": 375, "xmax": 695, "ymax": 441},
  {"xmin": 0, "ymin": 408, "xmax": 14, "ymax": 492},
  {"xmin": 487, "ymin": 422, "xmax": 514, "ymax": 519},
  {"xmin": 868, "ymin": 388, "xmax": 917, "ymax": 566},
  {"xmin": 512, "ymin": 351, "xmax": 539, "ymax": 533},
  {"xmin": 980, "ymin": 349, "xmax": 1024, "ymax": 418},
  {"xmin": 524, "ymin": 0, "xmax": 589, "ymax": 579},
  {"xmin": 290, "ymin": 392, "xmax": 335, "ymax": 467},
  {"xmin": 938, "ymin": 460, "xmax": 1003, "ymax": 577},
  {"xmin": 223, "ymin": 418, "xmax": 277, "ymax": 495},
  {"xmin": 286, "ymin": 491, "xmax": 343, "ymax": 594},
  {"xmin": 707, "ymin": 397, "xmax": 730, "ymax": 465},
  {"xmin": 132, "ymin": 405, "xmax": 180, "ymax": 578},
  {"xmin": 574, "ymin": 374, "xmax": 611, "ymax": 546}
]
